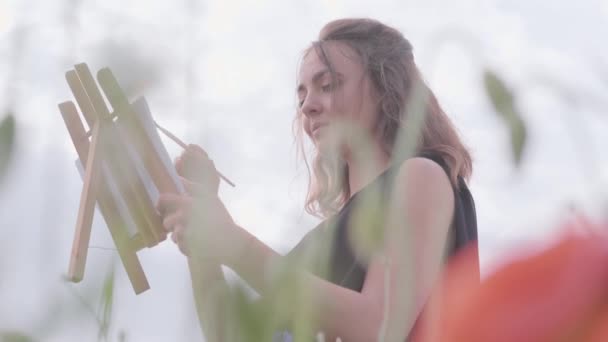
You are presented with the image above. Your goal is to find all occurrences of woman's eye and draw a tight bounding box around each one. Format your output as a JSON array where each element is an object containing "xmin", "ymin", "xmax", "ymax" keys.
[{"xmin": 321, "ymin": 84, "xmax": 332, "ymax": 92}]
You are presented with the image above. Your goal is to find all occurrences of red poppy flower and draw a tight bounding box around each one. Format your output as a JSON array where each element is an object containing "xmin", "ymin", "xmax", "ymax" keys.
[{"xmin": 411, "ymin": 220, "xmax": 608, "ymax": 342}]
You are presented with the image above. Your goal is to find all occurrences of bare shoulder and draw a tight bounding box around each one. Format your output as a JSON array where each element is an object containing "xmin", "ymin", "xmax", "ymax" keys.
[
  {"xmin": 397, "ymin": 157, "xmax": 452, "ymax": 188},
  {"xmin": 392, "ymin": 157, "xmax": 455, "ymax": 228}
]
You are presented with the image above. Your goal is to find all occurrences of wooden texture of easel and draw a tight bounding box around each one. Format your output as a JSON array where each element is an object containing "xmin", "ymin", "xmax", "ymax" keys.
[
  {"xmin": 59, "ymin": 62, "xmax": 189, "ymax": 294},
  {"xmin": 59, "ymin": 63, "xmax": 234, "ymax": 341}
]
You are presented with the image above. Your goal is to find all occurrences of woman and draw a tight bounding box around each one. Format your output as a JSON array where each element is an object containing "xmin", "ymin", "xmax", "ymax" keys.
[{"xmin": 157, "ymin": 18, "xmax": 478, "ymax": 341}]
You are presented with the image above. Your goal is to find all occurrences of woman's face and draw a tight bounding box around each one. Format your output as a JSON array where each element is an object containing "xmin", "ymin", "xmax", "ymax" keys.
[{"xmin": 297, "ymin": 42, "xmax": 379, "ymax": 156}]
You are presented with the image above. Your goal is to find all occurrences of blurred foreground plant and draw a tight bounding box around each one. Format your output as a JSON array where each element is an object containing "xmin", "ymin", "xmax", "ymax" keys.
[
  {"xmin": 0, "ymin": 113, "xmax": 15, "ymax": 184},
  {"xmin": 411, "ymin": 218, "xmax": 608, "ymax": 342}
]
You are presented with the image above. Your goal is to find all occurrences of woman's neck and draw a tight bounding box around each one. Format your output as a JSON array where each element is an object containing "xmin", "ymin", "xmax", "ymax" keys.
[{"xmin": 343, "ymin": 141, "xmax": 391, "ymax": 198}]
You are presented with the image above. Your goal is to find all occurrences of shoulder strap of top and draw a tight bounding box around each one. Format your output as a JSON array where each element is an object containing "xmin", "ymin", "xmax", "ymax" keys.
[{"xmin": 416, "ymin": 151, "xmax": 450, "ymax": 175}]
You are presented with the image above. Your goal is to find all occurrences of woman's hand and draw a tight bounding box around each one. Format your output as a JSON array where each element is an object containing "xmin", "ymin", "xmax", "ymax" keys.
[
  {"xmin": 157, "ymin": 144, "xmax": 235, "ymax": 259},
  {"xmin": 175, "ymin": 144, "xmax": 220, "ymax": 196},
  {"xmin": 156, "ymin": 191, "xmax": 238, "ymax": 261}
]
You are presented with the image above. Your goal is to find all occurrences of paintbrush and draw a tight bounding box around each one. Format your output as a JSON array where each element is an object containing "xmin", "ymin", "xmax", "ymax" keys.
[{"xmin": 154, "ymin": 121, "xmax": 236, "ymax": 188}]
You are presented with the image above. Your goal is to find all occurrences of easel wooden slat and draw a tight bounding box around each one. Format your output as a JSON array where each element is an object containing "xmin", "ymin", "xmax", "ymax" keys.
[
  {"xmin": 67, "ymin": 121, "xmax": 102, "ymax": 282},
  {"xmin": 97, "ymin": 68, "xmax": 174, "ymax": 241},
  {"xmin": 109, "ymin": 112, "xmax": 167, "ymax": 245},
  {"xmin": 60, "ymin": 101, "xmax": 150, "ymax": 294},
  {"xmin": 130, "ymin": 233, "xmax": 146, "ymax": 252},
  {"xmin": 80, "ymin": 64, "xmax": 166, "ymax": 245},
  {"xmin": 65, "ymin": 70, "xmax": 97, "ymax": 129},
  {"xmin": 74, "ymin": 63, "xmax": 112, "ymax": 119},
  {"xmin": 69, "ymin": 65, "xmax": 162, "ymax": 247},
  {"xmin": 97, "ymin": 68, "xmax": 181, "ymax": 196},
  {"xmin": 100, "ymin": 127, "xmax": 161, "ymax": 246}
]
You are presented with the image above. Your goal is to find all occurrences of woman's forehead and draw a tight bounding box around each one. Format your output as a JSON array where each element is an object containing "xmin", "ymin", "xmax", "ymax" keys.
[{"xmin": 298, "ymin": 42, "xmax": 363, "ymax": 80}]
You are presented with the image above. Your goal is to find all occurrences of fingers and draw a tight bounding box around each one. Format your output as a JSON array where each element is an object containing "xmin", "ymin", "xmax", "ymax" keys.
[
  {"xmin": 174, "ymin": 155, "xmax": 184, "ymax": 175},
  {"xmin": 180, "ymin": 176, "xmax": 210, "ymax": 196},
  {"xmin": 187, "ymin": 144, "xmax": 208, "ymax": 158},
  {"xmin": 175, "ymin": 144, "xmax": 216, "ymax": 181},
  {"xmin": 157, "ymin": 192, "xmax": 198, "ymax": 257},
  {"xmin": 184, "ymin": 148, "xmax": 213, "ymax": 169},
  {"xmin": 156, "ymin": 193, "xmax": 187, "ymax": 216},
  {"xmin": 181, "ymin": 144, "xmax": 209, "ymax": 163},
  {"xmin": 162, "ymin": 208, "xmax": 184, "ymax": 232},
  {"xmin": 158, "ymin": 199, "xmax": 191, "ymax": 256},
  {"xmin": 171, "ymin": 225, "xmax": 190, "ymax": 256}
]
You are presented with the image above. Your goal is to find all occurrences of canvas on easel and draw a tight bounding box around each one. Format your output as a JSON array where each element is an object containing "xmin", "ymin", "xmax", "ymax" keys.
[{"xmin": 58, "ymin": 63, "xmax": 186, "ymax": 294}]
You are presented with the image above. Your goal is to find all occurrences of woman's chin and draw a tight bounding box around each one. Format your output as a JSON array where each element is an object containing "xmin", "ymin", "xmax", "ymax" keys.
[
  {"xmin": 310, "ymin": 127, "xmax": 344, "ymax": 158},
  {"xmin": 315, "ymin": 139, "xmax": 342, "ymax": 160}
]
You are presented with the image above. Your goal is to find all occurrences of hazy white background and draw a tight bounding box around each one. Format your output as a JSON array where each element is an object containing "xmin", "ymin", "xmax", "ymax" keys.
[{"xmin": 0, "ymin": 0, "xmax": 607, "ymax": 341}]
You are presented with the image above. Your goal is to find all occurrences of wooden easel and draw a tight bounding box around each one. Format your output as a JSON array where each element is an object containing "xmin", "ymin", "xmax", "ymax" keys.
[
  {"xmin": 59, "ymin": 63, "xmax": 233, "ymax": 341},
  {"xmin": 59, "ymin": 62, "xmax": 190, "ymax": 294}
]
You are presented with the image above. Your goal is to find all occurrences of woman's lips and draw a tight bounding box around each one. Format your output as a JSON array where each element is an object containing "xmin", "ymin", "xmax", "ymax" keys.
[{"xmin": 312, "ymin": 124, "xmax": 327, "ymax": 138}]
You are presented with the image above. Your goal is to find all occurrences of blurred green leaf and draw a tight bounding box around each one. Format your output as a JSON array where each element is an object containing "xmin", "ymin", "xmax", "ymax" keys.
[
  {"xmin": 61, "ymin": 278, "xmax": 103, "ymax": 330},
  {"xmin": 508, "ymin": 118, "xmax": 527, "ymax": 166},
  {"xmin": 483, "ymin": 70, "xmax": 527, "ymax": 166},
  {"xmin": 98, "ymin": 267, "xmax": 115, "ymax": 341},
  {"xmin": 0, "ymin": 331, "xmax": 36, "ymax": 342},
  {"xmin": 350, "ymin": 188, "xmax": 387, "ymax": 262},
  {"xmin": 0, "ymin": 114, "xmax": 16, "ymax": 181},
  {"xmin": 272, "ymin": 262, "xmax": 317, "ymax": 341},
  {"xmin": 221, "ymin": 256, "xmax": 323, "ymax": 341},
  {"xmin": 227, "ymin": 284, "xmax": 272, "ymax": 341}
]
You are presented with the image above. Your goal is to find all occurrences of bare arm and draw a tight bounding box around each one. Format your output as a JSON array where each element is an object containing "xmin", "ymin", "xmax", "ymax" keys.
[
  {"xmin": 220, "ymin": 158, "xmax": 455, "ymax": 341},
  {"xmin": 188, "ymin": 258, "xmax": 229, "ymax": 342}
]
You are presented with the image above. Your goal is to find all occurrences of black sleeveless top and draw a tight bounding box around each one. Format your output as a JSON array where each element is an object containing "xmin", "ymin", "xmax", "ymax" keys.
[{"xmin": 286, "ymin": 152, "xmax": 479, "ymax": 292}]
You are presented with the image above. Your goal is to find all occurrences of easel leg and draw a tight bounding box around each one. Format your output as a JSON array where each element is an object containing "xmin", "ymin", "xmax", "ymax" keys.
[
  {"xmin": 60, "ymin": 101, "xmax": 150, "ymax": 294},
  {"xmin": 68, "ymin": 121, "xmax": 102, "ymax": 282}
]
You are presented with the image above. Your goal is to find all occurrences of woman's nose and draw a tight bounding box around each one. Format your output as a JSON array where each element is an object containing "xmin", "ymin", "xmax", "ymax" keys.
[{"xmin": 300, "ymin": 94, "xmax": 322, "ymax": 118}]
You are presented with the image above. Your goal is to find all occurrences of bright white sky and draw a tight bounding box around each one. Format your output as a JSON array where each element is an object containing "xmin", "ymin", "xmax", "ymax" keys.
[{"xmin": 0, "ymin": 0, "xmax": 607, "ymax": 341}]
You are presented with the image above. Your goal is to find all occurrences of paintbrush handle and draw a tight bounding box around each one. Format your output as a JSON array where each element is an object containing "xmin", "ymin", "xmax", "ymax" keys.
[
  {"xmin": 154, "ymin": 121, "xmax": 236, "ymax": 188},
  {"xmin": 155, "ymin": 121, "xmax": 188, "ymax": 149}
]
